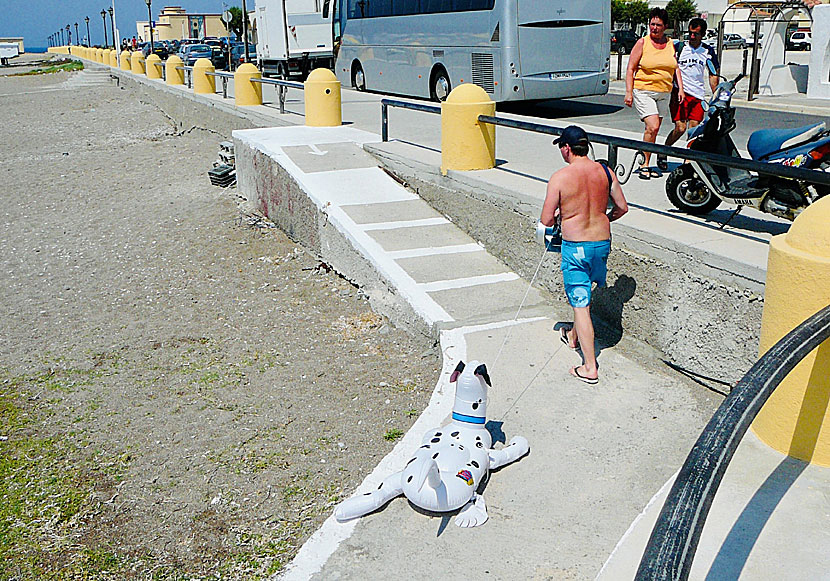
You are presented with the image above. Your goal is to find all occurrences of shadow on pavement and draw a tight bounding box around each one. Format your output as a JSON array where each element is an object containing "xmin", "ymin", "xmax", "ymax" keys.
[
  {"xmin": 499, "ymin": 98, "xmax": 625, "ymax": 119},
  {"xmin": 705, "ymin": 456, "xmax": 807, "ymax": 580}
]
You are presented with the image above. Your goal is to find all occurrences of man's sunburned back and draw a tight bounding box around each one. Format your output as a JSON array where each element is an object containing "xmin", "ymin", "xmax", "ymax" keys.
[{"xmin": 556, "ymin": 159, "xmax": 611, "ymax": 242}]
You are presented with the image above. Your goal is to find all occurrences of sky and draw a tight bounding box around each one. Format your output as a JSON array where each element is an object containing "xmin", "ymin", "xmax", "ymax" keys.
[{"xmin": 2, "ymin": 1, "xmax": 244, "ymax": 48}]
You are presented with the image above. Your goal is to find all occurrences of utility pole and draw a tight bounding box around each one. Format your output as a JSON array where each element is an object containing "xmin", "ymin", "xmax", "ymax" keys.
[{"xmin": 241, "ymin": 0, "xmax": 249, "ymax": 69}]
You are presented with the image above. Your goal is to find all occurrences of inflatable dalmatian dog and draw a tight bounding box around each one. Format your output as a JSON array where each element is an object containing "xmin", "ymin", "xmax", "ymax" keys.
[{"xmin": 335, "ymin": 360, "xmax": 529, "ymax": 527}]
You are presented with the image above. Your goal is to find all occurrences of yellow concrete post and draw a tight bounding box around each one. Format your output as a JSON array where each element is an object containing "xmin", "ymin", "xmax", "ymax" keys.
[
  {"xmin": 166, "ymin": 55, "xmax": 185, "ymax": 86},
  {"xmin": 102, "ymin": 49, "xmax": 110, "ymax": 65},
  {"xmin": 146, "ymin": 54, "xmax": 162, "ymax": 79},
  {"xmin": 94, "ymin": 48, "xmax": 101, "ymax": 62},
  {"xmin": 234, "ymin": 63, "xmax": 262, "ymax": 106},
  {"xmin": 120, "ymin": 51, "xmax": 131, "ymax": 71},
  {"xmin": 440, "ymin": 84, "xmax": 496, "ymax": 174},
  {"xmin": 130, "ymin": 51, "xmax": 145, "ymax": 75},
  {"xmin": 192, "ymin": 58, "xmax": 215, "ymax": 94},
  {"xmin": 304, "ymin": 68, "xmax": 341, "ymax": 126},
  {"xmin": 752, "ymin": 195, "xmax": 830, "ymax": 465},
  {"xmin": 109, "ymin": 49, "xmax": 118, "ymax": 68}
]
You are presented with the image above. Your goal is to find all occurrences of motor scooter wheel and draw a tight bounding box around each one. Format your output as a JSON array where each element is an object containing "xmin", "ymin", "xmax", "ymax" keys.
[{"xmin": 666, "ymin": 164, "xmax": 722, "ymax": 215}]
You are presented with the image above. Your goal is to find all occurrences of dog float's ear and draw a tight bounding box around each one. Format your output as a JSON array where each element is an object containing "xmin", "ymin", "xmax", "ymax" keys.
[
  {"xmin": 450, "ymin": 361, "xmax": 465, "ymax": 383},
  {"xmin": 474, "ymin": 364, "xmax": 491, "ymax": 387}
]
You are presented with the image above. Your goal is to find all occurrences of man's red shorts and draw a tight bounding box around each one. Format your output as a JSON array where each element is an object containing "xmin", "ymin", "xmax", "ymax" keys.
[{"xmin": 670, "ymin": 92, "xmax": 705, "ymax": 123}]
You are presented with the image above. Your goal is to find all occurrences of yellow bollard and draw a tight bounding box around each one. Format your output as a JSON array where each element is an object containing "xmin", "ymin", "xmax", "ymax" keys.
[
  {"xmin": 102, "ymin": 49, "xmax": 110, "ymax": 65},
  {"xmin": 166, "ymin": 55, "xmax": 185, "ymax": 85},
  {"xmin": 120, "ymin": 50, "xmax": 131, "ymax": 71},
  {"xmin": 304, "ymin": 68, "xmax": 341, "ymax": 126},
  {"xmin": 234, "ymin": 63, "xmax": 262, "ymax": 106},
  {"xmin": 146, "ymin": 54, "xmax": 162, "ymax": 79},
  {"xmin": 752, "ymin": 195, "xmax": 830, "ymax": 465},
  {"xmin": 131, "ymin": 51, "xmax": 145, "ymax": 75},
  {"xmin": 192, "ymin": 58, "xmax": 215, "ymax": 94},
  {"xmin": 109, "ymin": 49, "xmax": 117, "ymax": 68},
  {"xmin": 440, "ymin": 84, "xmax": 496, "ymax": 174}
]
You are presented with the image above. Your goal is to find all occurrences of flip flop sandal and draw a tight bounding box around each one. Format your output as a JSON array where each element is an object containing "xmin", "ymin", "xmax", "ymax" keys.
[
  {"xmin": 637, "ymin": 167, "xmax": 650, "ymax": 180},
  {"xmin": 570, "ymin": 366, "xmax": 599, "ymax": 385},
  {"xmin": 559, "ymin": 327, "xmax": 579, "ymax": 351},
  {"xmin": 649, "ymin": 168, "xmax": 662, "ymax": 179}
]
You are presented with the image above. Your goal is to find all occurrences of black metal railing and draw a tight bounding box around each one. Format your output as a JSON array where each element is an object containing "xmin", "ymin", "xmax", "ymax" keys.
[
  {"xmin": 379, "ymin": 99, "xmax": 830, "ymax": 188},
  {"xmin": 176, "ymin": 65, "xmax": 193, "ymax": 88},
  {"xmin": 250, "ymin": 77, "xmax": 304, "ymax": 114},
  {"xmin": 205, "ymin": 70, "xmax": 234, "ymax": 98},
  {"xmin": 636, "ymin": 304, "xmax": 830, "ymax": 580}
]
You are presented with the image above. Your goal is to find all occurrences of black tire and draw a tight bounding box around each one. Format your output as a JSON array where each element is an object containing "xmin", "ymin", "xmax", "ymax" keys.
[
  {"xmin": 352, "ymin": 61, "xmax": 365, "ymax": 91},
  {"xmin": 430, "ymin": 67, "xmax": 451, "ymax": 102},
  {"xmin": 666, "ymin": 164, "xmax": 722, "ymax": 215}
]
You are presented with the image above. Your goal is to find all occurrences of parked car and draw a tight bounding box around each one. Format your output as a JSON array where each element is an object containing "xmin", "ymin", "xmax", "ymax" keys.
[
  {"xmin": 611, "ymin": 29, "xmax": 638, "ymax": 54},
  {"xmin": 230, "ymin": 43, "xmax": 257, "ymax": 68},
  {"xmin": 722, "ymin": 33, "xmax": 746, "ymax": 49},
  {"xmin": 746, "ymin": 32, "xmax": 764, "ymax": 49},
  {"xmin": 787, "ymin": 31, "xmax": 811, "ymax": 51},
  {"xmin": 141, "ymin": 41, "xmax": 168, "ymax": 59},
  {"xmin": 177, "ymin": 44, "xmax": 213, "ymax": 66},
  {"xmin": 202, "ymin": 38, "xmax": 228, "ymax": 69}
]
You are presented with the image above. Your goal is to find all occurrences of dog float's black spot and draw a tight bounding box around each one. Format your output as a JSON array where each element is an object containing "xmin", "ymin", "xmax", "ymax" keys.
[
  {"xmin": 407, "ymin": 475, "xmax": 413, "ymax": 483},
  {"xmin": 471, "ymin": 460, "xmax": 479, "ymax": 468},
  {"xmin": 420, "ymin": 444, "xmax": 430, "ymax": 449},
  {"xmin": 378, "ymin": 483, "xmax": 383, "ymax": 489},
  {"xmin": 476, "ymin": 442, "xmax": 484, "ymax": 448},
  {"xmin": 451, "ymin": 431, "xmax": 459, "ymax": 437},
  {"xmin": 364, "ymin": 492, "xmax": 372, "ymax": 496},
  {"xmin": 406, "ymin": 457, "xmax": 416, "ymax": 465},
  {"xmin": 432, "ymin": 452, "xmax": 439, "ymax": 459},
  {"xmin": 435, "ymin": 432, "xmax": 442, "ymax": 436},
  {"xmin": 476, "ymin": 435, "xmax": 481, "ymax": 440},
  {"xmin": 431, "ymin": 437, "xmax": 440, "ymax": 443},
  {"xmin": 459, "ymin": 445, "xmax": 464, "ymax": 450},
  {"xmin": 472, "ymin": 402, "xmax": 479, "ymax": 410}
]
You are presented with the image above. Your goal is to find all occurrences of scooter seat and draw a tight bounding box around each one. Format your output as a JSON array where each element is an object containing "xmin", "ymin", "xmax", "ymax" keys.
[{"xmin": 747, "ymin": 122, "xmax": 826, "ymax": 160}]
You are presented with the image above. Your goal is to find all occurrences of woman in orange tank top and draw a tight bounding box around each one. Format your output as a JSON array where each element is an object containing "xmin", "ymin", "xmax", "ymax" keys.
[{"xmin": 624, "ymin": 8, "xmax": 684, "ymax": 179}]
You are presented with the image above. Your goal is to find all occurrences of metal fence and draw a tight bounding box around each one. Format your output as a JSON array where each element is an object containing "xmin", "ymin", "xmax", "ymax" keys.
[{"xmin": 380, "ymin": 98, "xmax": 830, "ymax": 189}]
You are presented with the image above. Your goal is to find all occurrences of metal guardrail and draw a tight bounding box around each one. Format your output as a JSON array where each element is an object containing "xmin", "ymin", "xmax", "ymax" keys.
[
  {"xmin": 635, "ymin": 303, "xmax": 830, "ymax": 581},
  {"xmin": 251, "ymin": 77, "xmax": 304, "ymax": 114},
  {"xmin": 205, "ymin": 70, "xmax": 234, "ymax": 98},
  {"xmin": 151, "ymin": 60, "xmax": 165, "ymax": 81},
  {"xmin": 380, "ymin": 99, "xmax": 830, "ymax": 189}
]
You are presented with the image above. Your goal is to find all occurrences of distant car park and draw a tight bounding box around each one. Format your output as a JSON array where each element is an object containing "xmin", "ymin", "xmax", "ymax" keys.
[
  {"xmin": 611, "ymin": 29, "xmax": 638, "ymax": 54},
  {"xmin": 722, "ymin": 33, "xmax": 746, "ymax": 49},
  {"xmin": 141, "ymin": 41, "xmax": 168, "ymax": 59},
  {"xmin": 177, "ymin": 44, "xmax": 213, "ymax": 66},
  {"xmin": 787, "ymin": 31, "xmax": 811, "ymax": 51},
  {"xmin": 230, "ymin": 43, "xmax": 257, "ymax": 68}
]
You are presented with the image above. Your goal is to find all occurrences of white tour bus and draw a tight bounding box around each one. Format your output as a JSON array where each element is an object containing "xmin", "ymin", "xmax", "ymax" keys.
[{"xmin": 331, "ymin": 0, "xmax": 610, "ymax": 101}]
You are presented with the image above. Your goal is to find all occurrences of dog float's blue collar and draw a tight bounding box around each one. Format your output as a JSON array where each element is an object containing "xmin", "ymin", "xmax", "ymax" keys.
[{"xmin": 452, "ymin": 412, "xmax": 486, "ymax": 424}]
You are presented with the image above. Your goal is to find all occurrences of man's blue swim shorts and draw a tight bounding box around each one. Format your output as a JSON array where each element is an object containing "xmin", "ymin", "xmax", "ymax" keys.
[{"xmin": 560, "ymin": 239, "xmax": 611, "ymax": 308}]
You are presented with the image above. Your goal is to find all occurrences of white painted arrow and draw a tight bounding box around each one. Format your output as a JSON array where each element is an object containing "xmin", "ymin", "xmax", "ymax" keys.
[{"xmin": 308, "ymin": 144, "xmax": 328, "ymax": 156}]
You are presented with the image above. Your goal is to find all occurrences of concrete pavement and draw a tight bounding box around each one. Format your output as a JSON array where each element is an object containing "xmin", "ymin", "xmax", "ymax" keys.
[{"xmin": 70, "ymin": 55, "xmax": 830, "ymax": 579}]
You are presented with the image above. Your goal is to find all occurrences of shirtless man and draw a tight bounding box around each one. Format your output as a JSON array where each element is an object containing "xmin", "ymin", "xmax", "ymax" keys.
[{"xmin": 539, "ymin": 126, "xmax": 628, "ymax": 384}]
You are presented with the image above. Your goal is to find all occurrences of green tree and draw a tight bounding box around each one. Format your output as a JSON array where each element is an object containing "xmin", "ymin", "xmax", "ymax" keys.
[
  {"xmin": 612, "ymin": 0, "xmax": 628, "ymax": 28},
  {"xmin": 666, "ymin": 0, "xmax": 698, "ymax": 31},
  {"xmin": 228, "ymin": 6, "xmax": 249, "ymax": 39},
  {"xmin": 626, "ymin": 0, "xmax": 650, "ymax": 27}
]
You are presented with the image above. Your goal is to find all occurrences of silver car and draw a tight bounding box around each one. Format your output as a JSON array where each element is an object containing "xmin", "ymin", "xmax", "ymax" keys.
[{"xmin": 723, "ymin": 33, "xmax": 746, "ymax": 49}]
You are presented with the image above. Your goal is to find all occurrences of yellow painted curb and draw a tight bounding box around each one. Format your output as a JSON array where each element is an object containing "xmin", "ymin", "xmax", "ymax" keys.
[
  {"xmin": 304, "ymin": 68, "xmax": 341, "ymax": 126},
  {"xmin": 752, "ymin": 195, "xmax": 830, "ymax": 465},
  {"xmin": 440, "ymin": 84, "xmax": 495, "ymax": 174},
  {"xmin": 234, "ymin": 63, "xmax": 263, "ymax": 106},
  {"xmin": 192, "ymin": 58, "xmax": 215, "ymax": 94}
]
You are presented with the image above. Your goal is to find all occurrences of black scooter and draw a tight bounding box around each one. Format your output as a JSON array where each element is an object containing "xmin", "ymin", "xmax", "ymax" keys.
[{"xmin": 665, "ymin": 74, "xmax": 830, "ymax": 221}]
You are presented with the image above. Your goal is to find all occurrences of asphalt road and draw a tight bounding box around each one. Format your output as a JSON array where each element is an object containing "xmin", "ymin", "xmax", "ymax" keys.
[{"xmin": 499, "ymin": 92, "xmax": 828, "ymax": 151}]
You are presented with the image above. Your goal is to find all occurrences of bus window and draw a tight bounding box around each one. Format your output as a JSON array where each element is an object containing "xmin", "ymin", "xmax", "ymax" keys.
[{"xmin": 368, "ymin": 0, "xmax": 393, "ymax": 17}]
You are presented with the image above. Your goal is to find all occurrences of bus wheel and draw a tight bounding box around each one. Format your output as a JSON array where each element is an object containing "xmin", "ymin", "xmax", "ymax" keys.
[
  {"xmin": 352, "ymin": 62, "xmax": 366, "ymax": 91},
  {"xmin": 430, "ymin": 68, "xmax": 450, "ymax": 102}
]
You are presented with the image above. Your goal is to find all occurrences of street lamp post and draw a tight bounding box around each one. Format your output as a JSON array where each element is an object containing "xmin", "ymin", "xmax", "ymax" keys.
[
  {"xmin": 66, "ymin": 25, "xmax": 71, "ymax": 46},
  {"xmin": 145, "ymin": 0, "xmax": 153, "ymax": 55},
  {"xmin": 108, "ymin": 8, "xmax": 116, "ymax": 51},
  {"xmin": 85, "ymin": 17, "xmax": 91, "ymax": 47},
  {"xmin": 75, "ymin": 23, "xmax": 79, "ymax": 46},
  {"xmin": 241, "ymin": 0, "xmax": 248, "ymax": 69},
  {"xmin": 101, "ymin": 10, "xmax": 108, "ymax": 49}
]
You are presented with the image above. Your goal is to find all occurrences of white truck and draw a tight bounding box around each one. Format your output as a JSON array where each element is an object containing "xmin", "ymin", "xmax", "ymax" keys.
[
  {"xmin": 0, "ymin": 43, "xmax": 20, "ymax": 66},
  {"xmin": 255, "ymin": 0, "xmax": 334, "ymax": 79}
]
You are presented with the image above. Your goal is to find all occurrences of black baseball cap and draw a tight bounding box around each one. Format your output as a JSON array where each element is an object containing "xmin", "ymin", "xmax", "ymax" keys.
[{"xmin": 553, "ymin": 125, "xmax": 590, "ymax": 148}]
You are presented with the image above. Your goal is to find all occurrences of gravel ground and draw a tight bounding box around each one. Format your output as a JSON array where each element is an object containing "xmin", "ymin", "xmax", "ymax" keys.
[{"xmin": 0, "ymin": 56, "xmax": 440, "ymax": 579}]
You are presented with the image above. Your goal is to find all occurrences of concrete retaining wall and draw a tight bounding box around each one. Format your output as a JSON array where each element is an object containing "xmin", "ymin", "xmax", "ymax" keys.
[{"xmin": 365, "ymin": 145, "xmax": 763, "ymax": 385}]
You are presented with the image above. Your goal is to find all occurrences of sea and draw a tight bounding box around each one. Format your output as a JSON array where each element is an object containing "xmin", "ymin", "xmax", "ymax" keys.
[{"xmin": 27, "ymin": 47, "xmax": 47, "ymax": 53}]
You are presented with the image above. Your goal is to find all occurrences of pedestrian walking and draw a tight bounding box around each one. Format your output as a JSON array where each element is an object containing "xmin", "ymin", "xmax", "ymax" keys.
[
  {"xmin": 539, "ymin": 126, "xmax": 628, "ymax": 384},
  {"xmin": 657, "ymin": 17, "xmax": 720, "ymax": 170},
  {"xmin": 624, "ymin": 7, "xmax": 684, "ymax": 180}
]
